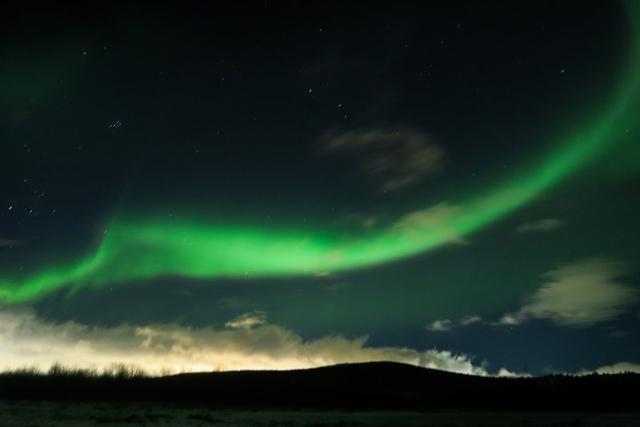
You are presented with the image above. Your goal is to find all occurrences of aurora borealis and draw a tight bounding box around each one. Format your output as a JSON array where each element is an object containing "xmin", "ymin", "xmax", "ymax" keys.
[{"xmin": 1, "ymin": 1, "xmax": 640, "ymax": 376}]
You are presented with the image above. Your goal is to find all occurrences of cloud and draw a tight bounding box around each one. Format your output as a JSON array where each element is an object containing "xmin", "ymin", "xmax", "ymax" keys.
[
  {"xmin": 459, "ymin": 315, "xmax": 482, "ymax": 326},
  {"xmin": 497, "ymin": 313, "xmax": 521, "ymax": 326},
  {"xmin": 496, "ymin": 368, "xmax": 531, "ymax": 378},
  {"xmin": 515, "ymin": 218, "xmax": 565, "ymax": 234},
  {"xmin": 426, "ymin": 319, "xmax": 452, "ymax": 332},
  {"xmin": 578, "ymin": 362, "xmax": 640, "ymax": 375},
  {"xmin": 426, "ymin": 315, "xmax": 483, "ymax": 332},
  {"xmin": 320, "ymin": 128, "xmax": 445, "ymax": 191},
  {"xmin": 499, "ymin": 258, "xmax": 637, "ymax": 327},
  {"xmin": 343, "ymin": 213, "xmax": 377, "ymax": 229},
  {"xmin": 225, "ymin": 311, "xmax": 266, "ymax": 329},
  {"xmin": 393, "ymin": 202, "xmax": 468, "ymax": 245},
  {"xmin": 0, "ymin": 308, "xmax": 493, "ymax": 376},
  {"xmin": 0, "ymin": 238, "xmax": 21, "ymax": 248}
]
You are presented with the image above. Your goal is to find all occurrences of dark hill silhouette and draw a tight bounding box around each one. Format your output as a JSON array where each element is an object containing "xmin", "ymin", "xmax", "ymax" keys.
[{"xmin": 1, "ymin": 362, "xmax": 638, "ymax": 411}]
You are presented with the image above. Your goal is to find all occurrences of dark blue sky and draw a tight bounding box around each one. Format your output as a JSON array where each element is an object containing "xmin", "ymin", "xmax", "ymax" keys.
[{"xmin": 1, "ymin": 1, "xmax": 639, "ymax": 376}]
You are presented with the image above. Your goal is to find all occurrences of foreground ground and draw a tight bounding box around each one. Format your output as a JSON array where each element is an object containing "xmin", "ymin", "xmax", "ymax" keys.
[
  {"xmin": 1, "ymin": 401, "xmax": 639, "ymax": 427},
  {"xmin": 2, "ymin": 363, "xmax": 639, "ymax": 411}
]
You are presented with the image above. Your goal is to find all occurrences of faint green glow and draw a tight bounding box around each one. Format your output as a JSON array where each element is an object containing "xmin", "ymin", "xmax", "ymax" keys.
[{"xmin": 2, "ymin": 4, "xmax": 640, "ymax": 303}]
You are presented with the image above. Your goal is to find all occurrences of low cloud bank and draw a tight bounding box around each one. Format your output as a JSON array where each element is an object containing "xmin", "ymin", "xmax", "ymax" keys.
[
  {"xmin": 578, "ymin": 362, "xmax": 640, "ymax": 375},
  {"xmin": 2, "ymin": 308, "xmax": 634, "ymax": 377},
  {"xmin": 1, "ymin": 308, "xmax": 490, "ymax": 376}
]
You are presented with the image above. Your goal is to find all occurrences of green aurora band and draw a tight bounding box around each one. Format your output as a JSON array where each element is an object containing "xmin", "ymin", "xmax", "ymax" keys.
[{"xmin": 2, "ymin": 3, "xmax": 640, "ymax": 304}]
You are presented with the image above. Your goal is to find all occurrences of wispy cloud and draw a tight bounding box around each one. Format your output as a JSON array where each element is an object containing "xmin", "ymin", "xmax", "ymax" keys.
[
  {"xmin": 515, "ymin": 218, "xmax": 565, "ymax": 234},
  {"xmin": 393, "ymin": 202, "xmax": 469, "ymax": 245},
  {"xmin": 430, "ymin": 259, "xmax": 636, "ymax": 331},
  {"xmin": 0, "ymin": 308, "xmax": 492, "ymax": 376},
  {"xmin": 343, "ymin": 213, "xmax": 378, "ymax": 229},
  {"xmin": 0, "ymin": 238, "xmax": 22, "ymax": 248},
  {"xmin": 426, "ymin": 315, "xmax": 482, "ymax": 332},
  {"xmin": 459, "ymin": 315, "xmax": 482, "ymax": 326},
  {"xmin": 499, "ymin": 258, "xmax": 637, "ymax": 327},
  {"xmin": 225, "ymin": 311, "xmax": 266, "ymax": 329},
  {"xmin": 320, "ymin": 128, "xmax": 445, "ymax": 192},
  {"xmin": 426, "ymin": 319, "xmax": 453, "ymax": 332}
]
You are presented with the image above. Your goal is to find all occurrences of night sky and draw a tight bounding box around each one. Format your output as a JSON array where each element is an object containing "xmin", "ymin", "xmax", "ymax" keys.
[{"xmin": 1, "ymin": 1, "xmax": 640, "ymax": 376}]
